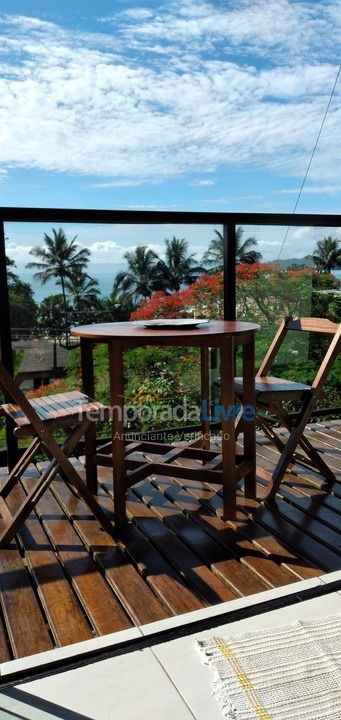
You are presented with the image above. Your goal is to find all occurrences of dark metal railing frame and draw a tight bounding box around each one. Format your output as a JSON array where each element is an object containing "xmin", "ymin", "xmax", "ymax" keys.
[{"xmin": 0, "ymin": 207, "xmax": 340, "ymax": 466}]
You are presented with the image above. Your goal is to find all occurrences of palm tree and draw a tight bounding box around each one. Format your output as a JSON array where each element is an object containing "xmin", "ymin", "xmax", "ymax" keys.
[
  {"xmin": 114, "ymin": 246, "xmax": 159, "ymax": 303},
  {"xmin": 6, "ymin": 256, "xmax": 18, "ymax": 283},
  {"xmin": 203, "ymin": 227, "xmax": 262, "ymax": 272},
  {"xmin": 312, "ymin": 236, "xmax": 341, "ymax": 274},
  {"xmin": 99, "ymin": 290, "xmax": 133, "ymax": 322},
  {"xmin": 155, "ymin": 237, "xmax": 206, "ymax": 292},
  {"xmin": 64, "ymin": 271, "xmax": 100, "ymax": 312},
  {"xmin": 26, "ymin": 228, "xmax": 90, "ymax": 315}
]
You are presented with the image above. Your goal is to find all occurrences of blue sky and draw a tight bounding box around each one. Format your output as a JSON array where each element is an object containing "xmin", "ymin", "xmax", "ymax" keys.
[{"xmin": 0, "ymin": 0, "xmax": 340, "ymax": 276}]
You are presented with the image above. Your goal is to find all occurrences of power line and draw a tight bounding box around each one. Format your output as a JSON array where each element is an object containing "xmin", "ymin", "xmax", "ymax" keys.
[{"xmin": 277, "ymin": 63, "xmax": 341, "ymax": 260}]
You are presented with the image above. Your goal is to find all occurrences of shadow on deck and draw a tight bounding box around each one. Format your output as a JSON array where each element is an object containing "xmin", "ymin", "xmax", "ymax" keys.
[{"xmin": 0, "ymin": 420, "xmax": 340, "ymax": 661}]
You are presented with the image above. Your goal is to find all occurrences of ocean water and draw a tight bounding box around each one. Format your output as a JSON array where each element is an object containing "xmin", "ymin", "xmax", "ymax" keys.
[
  {"xmin": 16, "ymin": 267, "xmax": 341, "ymax": 303},
  {"xmin": 18, "ymin": 269, "xmax": 121, "ymax": 302}
]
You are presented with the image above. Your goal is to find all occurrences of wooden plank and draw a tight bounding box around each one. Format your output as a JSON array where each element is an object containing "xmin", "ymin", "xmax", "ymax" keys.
[
  {"xmin": 287, "ymin": 317, "xmax": 339, "ymax": 333},
  {"xmin": 250, "ymin": 500, "xmax": 341, "ymax": 571},
  {"xmin": 212, "ymin": 478, "xmax": 338, "ymax": 571},
  {"xmin": 0, "ymin": 541, "xmax": 54, "ymax": 658},
  {"xmin": 220, "ymin": 337, "xmax": 237, "ymax": 518},
  {"xmin": 119, "ymin": 523, "xmax": 205, "ymax": 615},
  {"xmin": 256, "ymin": 463, "xmax": 341, "ymax": 539},
  {"xmin": 0, "ymin": 612, "xmax": 10, "ymax": 662},
  {"xmin": 150, "ymin": 474, "xmax": 298, "ymax": 591},
  {"xmin": 108, "ymin": 340, "xmax": 126, "ymax": 527},
  {"xmin": 200, "ymin": 347, "xmax": 210, "ymax": 448},
  {"xmin": 0, "ymin": 471, "xmax": 53, "ymax": 658},
  {"xmin": 257, "ymin": 443, "xmax": 341, "ymax": 517},
  {"xmin": 170, "ymin": 472, "xmax": 322, "ymax": 580},
  {"xmin": 50, "ymin": 466, "xmax": 170, "ymax": 625},
  {"xmin": 134, "ymin": 479, "xmax": 260, "ymax": 596},
  {"xmin": 126, "ymin": 488, "xmax": 237, "ymax": 605},
  {"xmin": 166, "ymin": 450, "xmax": 312, "ymax": 584},
  {"xmin": 5, "ymin": 469, "xmax": 94, "ymax": 648},
  {"xmin": 254, "ymin": 434, "xmax": 341, "ymax": 518},
  {"xmin": 96, "ymin": 460, "xmax": 246, "ymax": 604},
  {"xmin": 277, "ymin": 425, "xmax": 341, "ymax": 470},
  {"xmin": 27, "ymin": 463, "xmax": 132, "ymax": 636},
  {"xmin": 256, "ymin": 432, "xmax": 341, "ymax": 498},
  {"xmin": 97, "ymin": 463, "xmax": 239, "ymax": 605},
  {"xmin": 81, "ymin": 339, "xmax": 98, "ymax": 493},
  {"xmin": 86, "ymin": 466, "xmax": 207, "ymax": 615},
  {"xmin": 242, "ymin": 333, "xmax": 256, "ymax": 497}
]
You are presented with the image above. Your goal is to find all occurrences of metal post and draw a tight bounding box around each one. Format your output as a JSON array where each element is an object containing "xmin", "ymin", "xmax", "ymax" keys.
[
  {"xmin": 223, "ymin": 223, "xmax": 236, "ymax": 321},
  {"xmin": 0, "ymin": 220, "xmax": 18, "ymax": 468}
]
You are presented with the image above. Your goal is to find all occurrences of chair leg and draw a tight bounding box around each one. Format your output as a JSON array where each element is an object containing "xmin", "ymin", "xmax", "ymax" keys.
[
  {"xmin": 258, "ymin": 416, "xmax": 287, "ymax": 455},
  {"xmin": 263, "ymin": 398, "xmax": 316, "ymax": 501},
  {"xmin": 84, "ymin": 423, "xmax": 98, "ymax": 493},
  {"xmin": 270, "ymin": 403, "xmax": 336, "ymax": 484},
  {"xmin": 235, "ymin": 408, "xmax": 244, "ymax": 438},
  {"xmin": 0, "ymin": 437, "xmax": 41, "ymax": 499},
  {"xmin": 0, "ymin": 456, "xmax": 60, "ymax": 546},
  {"xmin": 298, "ymin": 433, "xmax": 336, "ymax": 483},
  {"xmin": 0, "ymin": 420, "xmax": 114, "ymax": 547}
]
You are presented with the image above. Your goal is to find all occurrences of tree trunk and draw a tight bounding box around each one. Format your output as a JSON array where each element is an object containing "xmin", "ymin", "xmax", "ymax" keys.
[{"xmin": 60, "ymin": 276, "xmax": 69, "ymax": 347}]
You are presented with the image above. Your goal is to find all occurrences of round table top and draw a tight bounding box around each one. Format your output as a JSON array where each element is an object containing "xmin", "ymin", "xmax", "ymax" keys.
[{"xmin": 71, "ymin": 320, "xmax": 259, "ymax": 343}]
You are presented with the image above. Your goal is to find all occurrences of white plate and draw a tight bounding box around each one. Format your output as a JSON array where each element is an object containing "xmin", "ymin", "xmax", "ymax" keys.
[{"xmin": 133, "ymin": 319, "xmax": 209, "ymax": 329}]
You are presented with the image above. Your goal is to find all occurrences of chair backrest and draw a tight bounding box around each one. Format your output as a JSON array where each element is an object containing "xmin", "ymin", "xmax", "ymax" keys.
[
  {"xmin": 286, "ymin": 317, "xmax": 338, "ymax": 334},
  {"xmin": 257, "ymin": 316, "xmax": 341, "ymax": 396}
]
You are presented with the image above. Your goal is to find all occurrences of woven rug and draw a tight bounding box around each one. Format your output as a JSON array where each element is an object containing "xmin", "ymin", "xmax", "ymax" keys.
[{"xmin": 198, "ymin": 613, "xmax": 341, "ymax": 719}]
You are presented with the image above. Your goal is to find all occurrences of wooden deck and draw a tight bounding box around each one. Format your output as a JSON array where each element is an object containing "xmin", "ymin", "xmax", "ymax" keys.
[{"xmin": 0, "ymin": 420, "xmax": 340, "ymax": 662}]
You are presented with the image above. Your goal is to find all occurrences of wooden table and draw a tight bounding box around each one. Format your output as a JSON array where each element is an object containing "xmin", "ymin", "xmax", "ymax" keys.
[{"xmin": 71, "ymin": 320, "xmax": 259, "ymax": 527}]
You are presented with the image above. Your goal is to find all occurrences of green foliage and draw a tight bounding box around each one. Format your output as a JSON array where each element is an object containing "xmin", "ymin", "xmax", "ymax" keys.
[
  {"xmin": 7, "ymin": 256, "xmax": 37, "ymax": 328},
  {"xmin": 114, "ymin": 246, "xmax": 159, "ymax": 303},
  {"xmin": 26, "ymin": 228, "xmax": 91, "ymax": 321},
  {"xmin": 9, "ymin": 286, "xmax": 37, "ymax": 328},
  {"xmin": 202, "ymin": 227, "xmax": 262, "ymax": 273},
  {"xmin": 66, "ymin": 343, "xmax": 202, "ymax": 433},
  {"xmin": 312, "ymin": 236, "xmax": 341, "ymax": 274},
  {"xmin": 36, "ymin": 294, "xmax": 71, "ymax": 336},
  {"xmin": 312, "ymin": 272, "xmax": 340, "ymax": 290},
  {"xmin": 328, "ymin": 296, "xmax": 341, "ymax": 322},
  {"xmin": 13, "ymin": 349, "xmax": 24, "ymax": 376},
  {"xmin": 154, "ymin": 237, "xmax": 205, "ymax": 292}
]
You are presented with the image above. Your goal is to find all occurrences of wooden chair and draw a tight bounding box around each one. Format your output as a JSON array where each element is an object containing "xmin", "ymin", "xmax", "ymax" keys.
[
  {"xmin": 234, "ymin": 317, "xmax": 341, "ymax": 500},
  {"xmin": 0, "ymin": 359, "xmax": 114, "ymax": 546}
]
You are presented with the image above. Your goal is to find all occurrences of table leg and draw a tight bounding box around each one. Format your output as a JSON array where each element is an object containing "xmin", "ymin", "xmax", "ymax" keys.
[
  {"xmin": 220, "ymin": 337, "xmax": 236, "ymax": 519},
  {"xmin": 80, "ymin": 339, "xmax": 97, "ymax": 493},
  {"xmin": 109, "ymin": 340, "xmax": 127, "ymax": 528},
  {"xmin": 201, "ymin": 347, "xmax": 210, "ymax": 452},
  {"xmin": 242, "ymin": 334, "xmax": 256, "ymax": 498}
]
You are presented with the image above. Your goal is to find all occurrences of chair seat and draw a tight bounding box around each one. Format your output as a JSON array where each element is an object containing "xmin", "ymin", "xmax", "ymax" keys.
[
  {"xmin": 234, "ymin": 375, "xmax": 312, "ymax": 401},
  {"xmin": 1, "ymin": 390, "xmax": 109, "ymax": 437}
]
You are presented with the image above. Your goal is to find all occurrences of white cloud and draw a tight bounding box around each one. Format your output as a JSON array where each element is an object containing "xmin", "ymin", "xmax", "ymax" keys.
[
  {"xmin": 0, "ymin": 5, "xmax": 339, "ymax": 184},
  {"xmin": 202, "ymin": 194, "xmax": 265, "ymax": 203},
  {"xmin": 85, "ymin": 240, "xmax": 122, "ymax": 254},
  {"xmin": 90, "ymin": 180, "xmax": 146, "ymax": 187},
  {"xmin": 109, "ymin": 0, "xmax": 340, "ymax": 61},
  {"xmin": 189, "ymin": 179, "xmax": 214, "ymax": 186},
  {"xmin": 115, "ymin": 8, "xmax": 154, "ymax": 21},
  {"xmin": 5, "ymin": 242, "xmax": 33, "ymax": 264},
  {"xmin": 276, "ymin": 184, "xmax": 341, "ymax": 195}
]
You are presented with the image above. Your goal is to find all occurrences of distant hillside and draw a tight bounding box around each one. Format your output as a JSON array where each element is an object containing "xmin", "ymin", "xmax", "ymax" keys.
[{"xmin": 269, "ymin": 255, "xmax": 314, "ymax": 269}]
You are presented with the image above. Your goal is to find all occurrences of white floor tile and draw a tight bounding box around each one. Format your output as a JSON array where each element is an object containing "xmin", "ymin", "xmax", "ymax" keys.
[
  {"xmin": 0, "ymin": 627, "xmax": 142, "ymax": 679},
  {"xmin": 0, "ymin": 648, "xmax": 194, "ymax": 720},
  {"xmin": 152, "ymin": 591, "xmax": 341, "ymax": 720}
]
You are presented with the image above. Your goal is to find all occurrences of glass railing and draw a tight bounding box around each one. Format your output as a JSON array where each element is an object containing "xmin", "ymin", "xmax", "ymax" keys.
[{"xmin": 0, "ymin": 208, "xmax": 340, "ymax": 463}]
